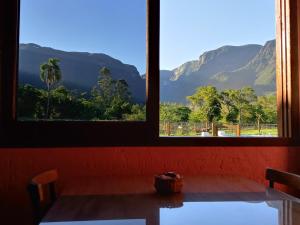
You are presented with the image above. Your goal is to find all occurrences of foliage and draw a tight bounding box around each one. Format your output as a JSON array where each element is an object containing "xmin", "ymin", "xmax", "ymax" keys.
[
  {"xmin": 123, "ymin": 104, "xmax": 146, "ymax": 121},
  {"xmin": 187, "ymin": 86, "xmax": 222, "ymax": 123},
  {"xmin": 220, "ymin": 87, "xmax": 257, "ymax": 124},
  {"xmin": 91, "ymin": 67, "xmax": 132, "ymax": 120},
  {"xmin": 160, "ymin": 103, "xmax": 191, "ymax": 122},
  {"xmin": 40, "ymin": 58, "xmax": 62, "ymax": 87},
  {"xmin": 250, "ymin": 103, "xmax": 267, "ymax": 133},
  {"xmin": 18, "ymin": 65, "xmax": 146, "ymax": 121},
  {"xmin": 18, "ymin": 84, "xmax": 45, "ymax": 119},
  {"xmin": 40, "ymin": 58, "xmax": 62, "ymax": 119},
  {"xmin": 49, "ymin": 86, "xmax": 97, "ymax": 120},
  {"xmin": 257, "ymin": 94, "xmax": 277, "ymax": 124},
  {"xmin": 160, "ymin": 86, "xmax": 277, "ymax": 136},
  {"xmin": 18, "ymin": 58, "xmax": 276, "ymax": 126}
]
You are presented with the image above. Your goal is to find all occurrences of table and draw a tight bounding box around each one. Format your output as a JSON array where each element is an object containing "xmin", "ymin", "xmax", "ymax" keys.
[{"xmin": 40, "ymin": 176, "xmax": 300, "ymax": 225}]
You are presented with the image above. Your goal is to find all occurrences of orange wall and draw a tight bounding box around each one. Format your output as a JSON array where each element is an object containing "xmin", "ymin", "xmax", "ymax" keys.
[
  {"xmin": 1, "ymin": 2, "xmax": 300, "ymax": 225},
  {"xmin": 1, "ymin": 146, "xmax": 300, "ymax": 225}
]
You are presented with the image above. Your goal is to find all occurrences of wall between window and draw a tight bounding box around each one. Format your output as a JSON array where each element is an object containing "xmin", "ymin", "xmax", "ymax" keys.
[
  {"xmin": 1, "ymin": 146, "xmax": 300, "ymax": 225},
  {"xmin": 0, "ymin": 3, "xmax": 300, "ymax": 225},
  {"xmin": 0, "ymin": 0, "xmax": 299, "ymax": 147}
]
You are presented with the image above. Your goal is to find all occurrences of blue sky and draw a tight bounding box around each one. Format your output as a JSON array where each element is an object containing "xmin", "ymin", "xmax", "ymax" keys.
[
  {"xmin": 20, "ymin": 0, "xmax": 275, "ymax": 74},
  {"xmin": 160, "ymin": 202, "xmax": 278, "ymax": 225},
  {"xmin": 161, "ymin": 0, "xmax": 275, "ymax": 70},
  {"xmin": 19, "ymin": 0, "xmax": 146, "ymax": 73}
]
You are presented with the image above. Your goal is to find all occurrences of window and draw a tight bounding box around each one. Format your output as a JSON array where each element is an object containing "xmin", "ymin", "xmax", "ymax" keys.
[
  {"xmin": 0, "ymin": 0, "xmax": 299, "ymax": 146},
  {"xmin": 18, "ymin": 0, "xmax": 146, "ymax": 121},
  {"xmin": 160, "ymin": 0, "xmax": 278, "ymax": 138}
]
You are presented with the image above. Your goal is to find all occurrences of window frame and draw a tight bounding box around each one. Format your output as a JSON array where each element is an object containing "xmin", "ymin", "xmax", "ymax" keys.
[{"xmin": 0, "ymin": 0, "xmax": 299, "ymax": 147}]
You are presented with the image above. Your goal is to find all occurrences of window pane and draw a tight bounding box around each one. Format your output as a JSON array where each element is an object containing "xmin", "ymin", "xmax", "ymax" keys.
[
  {"xmin": 160, "ymin": 0, "xmax": 277, "ymax": 137},
  {"xmin": 18, "ymin": 0, "xmax": 146, "ymax": 121}
]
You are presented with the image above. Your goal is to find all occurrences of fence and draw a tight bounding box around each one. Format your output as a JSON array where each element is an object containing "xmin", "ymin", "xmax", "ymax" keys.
[{"xmin": 159, "ymin": 122, "xmax": 278, "ymax": 137}]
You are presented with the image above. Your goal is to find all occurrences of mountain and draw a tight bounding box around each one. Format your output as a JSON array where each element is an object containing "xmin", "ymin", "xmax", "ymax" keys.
[
  {"xmin": 19, "ymin": 40, "xmax": 276, "ymax": 104},
  {"xmin": 160, "ymin": 40, "xmax": 276, "ymax": 103},
  {"xmin": 210, "ymin": 40, "xmax": 276, "ymax": 92},
  {"xmin": 19, "ymin": 43, "xmax": 146, "ymax": 103}
]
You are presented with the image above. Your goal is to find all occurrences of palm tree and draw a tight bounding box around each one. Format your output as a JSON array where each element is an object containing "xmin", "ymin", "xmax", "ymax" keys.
[{"xmin": 40, "ymin": 58, "xmax": 62, "ymax": 119}]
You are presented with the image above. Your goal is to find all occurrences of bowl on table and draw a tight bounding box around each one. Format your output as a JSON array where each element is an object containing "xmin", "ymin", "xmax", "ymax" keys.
[{"xmin": 154, "ymin": 172, "xmax": 183, "ymax": 195}]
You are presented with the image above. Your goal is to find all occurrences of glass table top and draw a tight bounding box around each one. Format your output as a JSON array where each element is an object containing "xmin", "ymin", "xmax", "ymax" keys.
[
  {"xmin": 40, "ymin": 220, "xmax": 146, "ymax": 225},
  {"xmin": 40, "ymin": 197, "xmax": 300, "ymax": 225},
  {"xmin": 160, "ymin": 201, "xmax": 281, "ymax": 225}
]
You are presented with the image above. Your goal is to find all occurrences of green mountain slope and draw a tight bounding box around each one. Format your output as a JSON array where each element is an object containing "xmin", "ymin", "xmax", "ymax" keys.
[
  {"xmin": 19, "ymin": 43, "xmax": 146, "ymax": 103},
  {"xmin": 160, "ymin": 40, "xmax": 276, "ymax": 103}
]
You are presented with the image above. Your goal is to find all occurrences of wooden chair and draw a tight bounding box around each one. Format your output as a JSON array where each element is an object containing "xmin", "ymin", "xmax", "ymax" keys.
[
  {"xmin": 28, "ymin": 169, "xmax": 59, "ymax": 224},
  {"xmin": 266, "ymin": 168, "xmax": 300, "ymax": 190}
]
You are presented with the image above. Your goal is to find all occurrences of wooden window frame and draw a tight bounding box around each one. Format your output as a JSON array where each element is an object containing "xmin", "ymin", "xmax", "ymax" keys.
[{"xmin": 0, "ymin": 0, "xmax": 299, "ymax": 147}]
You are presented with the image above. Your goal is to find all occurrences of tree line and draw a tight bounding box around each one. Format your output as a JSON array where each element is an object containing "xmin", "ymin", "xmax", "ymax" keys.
[
  {"xmin": 19, "ymin": 58, "xmax": 277, "ymax": 126},
  {"xmin": 18, "ymin": 58, "xmax": 145, "ymax": 121},
  {"xmin": 160, "ymin": 86, "xmax": 277, "ymax": 129}
]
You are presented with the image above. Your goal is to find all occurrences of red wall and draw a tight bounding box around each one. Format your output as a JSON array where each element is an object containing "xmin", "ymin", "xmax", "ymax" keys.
[
  {"xmin": 1, "ymin": 2, "xmax": 300, "ymax": 225},
  {"xmin": 1, "ymin": 146, "xmax": 300, "ymax": 225}
]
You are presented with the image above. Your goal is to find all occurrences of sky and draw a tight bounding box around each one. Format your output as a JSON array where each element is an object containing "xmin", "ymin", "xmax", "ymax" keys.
[
  {"xmin": 161, "ymin": 0, "xmax": 276, "ymax": 70},
  {"xmin": 19, "ymin": 0, "xmax": 146, "ymax": 74},
  {"xmin": 160, "ymin": 202, "xmax": 278, "ymax": 225},
  {"xmin": 20, "ymin": 0, "xmax": 275, "ymax": 74}
]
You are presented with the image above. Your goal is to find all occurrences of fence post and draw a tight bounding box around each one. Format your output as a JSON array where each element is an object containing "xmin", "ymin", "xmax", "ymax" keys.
[
  {"xmin": 212, "ymin": 122, "xmax": 218, "ymax": 136},
  {"xmin": 167, "ymin": 122, "xmax": 171, "ymax": 136},
  {"xmin": 236, "ymin": 124, "xmax": 241, "ymax": 137}
]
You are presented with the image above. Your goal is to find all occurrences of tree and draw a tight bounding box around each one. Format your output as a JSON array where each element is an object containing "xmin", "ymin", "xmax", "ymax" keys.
[
  {"xmin": 176, "ymin": 105, "xmax": 191, "ymax": 122},
  {"xmin": 160, "ymin": 103, "xmax": 191, "ymax": 136},
  {"xmin": 187, "ymin": 86, "xmax": 222, "ymax": 126},
  {"xmin": 40, "ymin": 58, "xmax": 62, "ymax": 119},
  {"xmin": 220, "ymin": 87, "xmax": 257, "ymax": 125},
  {"xmin": 257, "ymin": 94, "xmax": 277, "ymax": 124},
  {"xmin": 92, "ymin": 67, "xmax": 116, "ymax": 119},
  {"xmin": 92, "ymin": 67, "xmax": 132, "ymax": 120},
  {"xmin": 105, "ymin": 96, "xmax": 131, "ymax": 119},
  {"xmin": 49, "ymin": 86, "xmax": 94, "ymax": 120},
  {"xmin": 18, "ymin": 84, "xmax": 45, "ymax": 119},
  {"xmin": 251, "ymin": 103, "xmax": 267, "ymax": 133},
  {"xmin": 115, "ymin": 79, "xmax": 131, "ymax": 102},
  {"xmin": 160, "ymin": 103, "xmax": 191, "ymax": 122},
  {"xmin": 123, "ymin": 104, "xmax": 146, "ymax": 121},
  {"xmin": 95, "ymin": 67, "xmax": 115, "ymax": 106},
  {"xmin": 220, "ymin": 89, "xmax": 239, "ymax": 123}
]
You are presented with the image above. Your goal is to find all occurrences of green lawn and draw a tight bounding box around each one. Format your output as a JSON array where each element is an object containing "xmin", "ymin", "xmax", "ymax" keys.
[
  {"xmin": 160, "ymin": 128, "xmax": 278, "ymax": 137},
  {"xmin": 241, "ymin": 128, "xmax": 278, "ymax": 136}
]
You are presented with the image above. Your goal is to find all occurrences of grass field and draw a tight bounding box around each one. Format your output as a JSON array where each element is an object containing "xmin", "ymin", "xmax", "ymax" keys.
[
  {"xmin": 241, "ymin": 128, "xmax": 278, "ymax": 136},
  {"xmin": 160, "ymin": 127, "xmax": 278, "ymax": 137}
]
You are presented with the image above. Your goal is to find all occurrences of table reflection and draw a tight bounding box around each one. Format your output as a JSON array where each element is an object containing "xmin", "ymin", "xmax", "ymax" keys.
[
  {"xmin": 40, "ymin": 219, "xmax": 146, "ymax": 225},
  {"xmin": 161, "ymin": 201, "xmax": 279, "ymax": 225},
  {"xmin": 41, "ymin": 192, "xmax": 300, "ymax": 225}
]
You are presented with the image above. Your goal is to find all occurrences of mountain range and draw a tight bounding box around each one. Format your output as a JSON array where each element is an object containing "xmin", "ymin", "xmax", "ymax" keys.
[
  {"xmin": 161, "ymin": 40, "xmax": 276, "ymax": 102},
  {"xmin": 19, "ymin": 43, "xmax": 146, "ymax": 103},
  {"xmin": 19, "ymin": 40, "xmax": 276, "ymax": 104}
]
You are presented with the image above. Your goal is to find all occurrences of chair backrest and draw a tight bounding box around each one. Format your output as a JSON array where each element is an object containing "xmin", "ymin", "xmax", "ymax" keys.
[
  {"xmin": 266, "ymin": 168, "xmax": 300, "ymax": 190},
  {"xmin": 28, "ymin": 169, "xmax": 59, "ymax": 224}
]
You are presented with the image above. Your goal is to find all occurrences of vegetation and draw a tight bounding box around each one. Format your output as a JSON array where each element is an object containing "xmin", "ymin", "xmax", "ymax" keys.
[
  {"xmin": 91, "ymin": 66, "xmax": 132, "ymax": 120},
  {"xmin": 181, "ymin": 86, "xmax": 276, "ymax": 125},
  {"xmin": 160, "ymin": 103, "xmax": 191, "ymax": 122},
  {"xmin": 18, "ymin": 58, "xmax": 277, "ymax": 135},
  {"xmin": 40, "ymin": 58, "xmax": 62, "ymax": 118},
  {"xmin": 219, "ymin": 87, "xmax": 258, "ymax": 124},
  {"xmin": 18, "ymin": 59, "xmax": 146, "ymax": 121},
  {"xmin": 187, "ymin": 86, "xmax": 221, "ymax": 126},
  {"xmin": 160, "ymin": 85, "xmax": 277, "ymax": 136}
]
